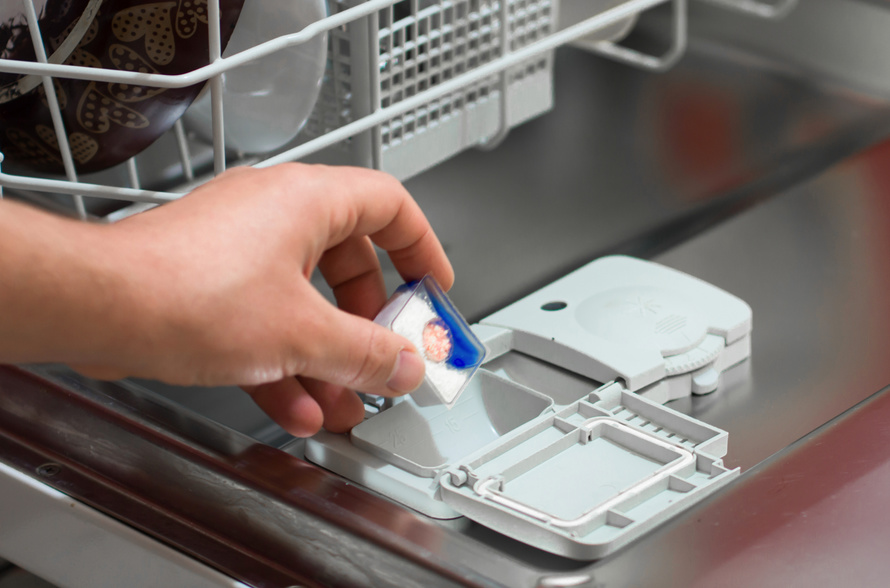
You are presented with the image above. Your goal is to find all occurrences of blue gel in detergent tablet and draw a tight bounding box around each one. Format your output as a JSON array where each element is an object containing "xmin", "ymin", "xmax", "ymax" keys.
[{"xmin": 375, "ymin": 276, "xmax": 486, "ymax": 407}]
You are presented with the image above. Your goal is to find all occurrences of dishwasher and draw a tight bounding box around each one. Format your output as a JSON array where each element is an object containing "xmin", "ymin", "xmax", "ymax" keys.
[{"xmin": 4, "ymin": 0, "xmax": 890, "ymax": 586}]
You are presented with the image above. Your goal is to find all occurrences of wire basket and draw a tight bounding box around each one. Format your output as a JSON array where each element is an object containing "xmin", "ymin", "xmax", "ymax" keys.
[
  {"xmin": 0, "ymin": 0, "xmax": 796, "ymax": 221},
  {"xmin": 296, "ymin": 0, "xmax": 558, "ymax": 181}
]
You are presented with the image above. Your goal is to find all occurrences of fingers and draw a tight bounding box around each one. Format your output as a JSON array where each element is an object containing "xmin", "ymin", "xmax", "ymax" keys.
[
  {"xmin": 318, "ymin": 235, "xmax": 388, "ymax": 320},
  {"xmin": 243, "ymin": 378, "xmax": 324, "ymax": 438},
  {"xmin": 300, "ymin": 378, "xmax": 366, "ymax": 433},
  {"xmin": 309, "ymin": 165, "xmax": 454, "ymax": 290},
  {"xmin": 385, "ymin": 227, "xmax": 455, "ymax": 291},
  {"xmin": 132, "ymin": 164, "xmax": 453, "ymax": 291},
  {"xmin": 244, "ymin": 377, "xmax": 366, "ymax": 437},
  {"xmin": 294, "ymin": 290, "xmax": 426, "ymax": 397}
]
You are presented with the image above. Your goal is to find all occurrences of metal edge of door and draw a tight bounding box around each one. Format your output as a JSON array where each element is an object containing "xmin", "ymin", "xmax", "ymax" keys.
[{"xmin": 0, "ymin": 365, "xmax": 506, "ymax": 588}]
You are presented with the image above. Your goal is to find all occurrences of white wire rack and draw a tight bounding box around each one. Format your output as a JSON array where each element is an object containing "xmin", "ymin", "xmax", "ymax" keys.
[{"xmin": 0, "ymin": 0, "xmax": 797, "ymax": 221}]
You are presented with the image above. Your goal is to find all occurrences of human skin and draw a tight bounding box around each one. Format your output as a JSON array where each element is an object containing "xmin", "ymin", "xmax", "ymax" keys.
[{"xmin": 0, "ymin": 163, "xmax": 454, "ymax": 437}]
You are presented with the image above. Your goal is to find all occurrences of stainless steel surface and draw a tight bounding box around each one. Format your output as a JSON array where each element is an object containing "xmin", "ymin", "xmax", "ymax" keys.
[
  {"xmin": 0, "ymin": 568, "xmax": 56, "ymax": 588},
  {"xmin": 0, "ymin": 459, "xmax": 246, "ymax": 588},
  {"xmin": 402, "ymin": 1, "xmax": 890, "ymax": 322},
  {"xmin": 564, "ymin": 387, "xmax": 890, "ymax": 588},
  {"xmin": 680, "ymin": 385, "xmax": 890, "ymax": 588},
  {"xmin": 5, "ymin": 1, "xmax": 890, "ymax": 586},
  {"xmin": 653, "ymin": 149, "xmax": 890, "ymax": 471},
  {"xmin": 687, "ymin": 0, "xmax": 890, "ymax": 101},
  {"xmin": 0, "ymin": 366, "xmax": 482, "ymax": 588}
]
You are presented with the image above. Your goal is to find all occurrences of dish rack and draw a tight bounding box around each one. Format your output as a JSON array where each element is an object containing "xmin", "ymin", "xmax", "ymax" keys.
[{"xmin": 0, "ymin": 0, "xmax": 797, "ymax": 221}]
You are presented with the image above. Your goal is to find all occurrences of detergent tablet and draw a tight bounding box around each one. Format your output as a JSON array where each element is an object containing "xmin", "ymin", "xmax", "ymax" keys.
[{"xmin": 375, "ymin": 276, "xmax": 487, "ymax": 408}]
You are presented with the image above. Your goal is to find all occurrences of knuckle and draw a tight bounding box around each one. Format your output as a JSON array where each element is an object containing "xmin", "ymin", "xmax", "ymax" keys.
[
  {"xmin": 376, "ymin": 170, "xmax": 408, "ymax": 195},
  {"xmin": 271, "ymin": 162, "xmax": 312, "ymax": 189}
]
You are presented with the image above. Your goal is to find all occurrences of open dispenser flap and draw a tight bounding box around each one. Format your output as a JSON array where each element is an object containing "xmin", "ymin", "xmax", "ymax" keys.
[
  {"xmin": 304, "ymin": 371, "xmax": 557, "ymax": 518},
  {"xmin": 438, "ymin": 383, "xmax": 739, "ymax": 560},
  {"xmin": 478, "ymin": 255, "xmax": 752, "ymax": 402},
  {"xmin": 351, "ymin": 371, "xmax": 553, "ymax": 478},
  {"xmin": 302, "ymin": 256, "xmax": 750, "ymax": 556}
]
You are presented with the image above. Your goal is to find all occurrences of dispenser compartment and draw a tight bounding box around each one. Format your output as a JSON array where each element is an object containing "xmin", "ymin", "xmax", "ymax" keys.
[
  {"xmin": 478, "ymin": 255, "xmax": 753, "ymax": 402},
  {"xmin": 440, "ymin": 383, "xmax": 738, "ymax": 560},
  {"xmin": 304, "ymin": 256, "xmax": 749, "ymax": 557},
  {"xmin": 351, "ymin": 371, "xmax": 552, "ymax": 478}
]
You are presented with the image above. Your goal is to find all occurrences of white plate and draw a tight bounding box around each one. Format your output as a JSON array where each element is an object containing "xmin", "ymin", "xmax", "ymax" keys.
[{"xmin": 184, "ymin": 0, "xmax": 327, "ymax": 154}]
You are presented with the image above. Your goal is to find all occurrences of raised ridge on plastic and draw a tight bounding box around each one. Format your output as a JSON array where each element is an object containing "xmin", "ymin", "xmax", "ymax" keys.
[{"xmin": 439, "ymin": 383, "xmax": 738, "ymax": 560}]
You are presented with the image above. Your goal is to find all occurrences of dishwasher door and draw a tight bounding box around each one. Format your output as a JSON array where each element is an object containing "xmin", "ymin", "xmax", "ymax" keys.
[{"xmin": 5, "ymin": 1, "xmax": 890, "ymax": 586}]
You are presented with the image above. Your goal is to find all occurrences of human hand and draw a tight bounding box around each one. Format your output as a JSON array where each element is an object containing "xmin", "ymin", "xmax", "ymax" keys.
[{"xmin": 73, "ymin": 163, "xmax": 454, "ymax": 436}]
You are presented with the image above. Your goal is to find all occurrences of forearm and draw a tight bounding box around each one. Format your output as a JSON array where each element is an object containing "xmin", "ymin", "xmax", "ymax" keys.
[
  {"xmin": 0, "ymin": 163, "xmax": 451, "ymax": 436},
  {"xmin": 0, "ymin": 200, "xmax": 138, "ymax": 365}
]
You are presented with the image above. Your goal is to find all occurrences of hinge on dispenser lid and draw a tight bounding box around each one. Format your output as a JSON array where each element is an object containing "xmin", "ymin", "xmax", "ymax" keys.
[
  {"xmin": 475, "ymin": 475, "xmax": 506, "ymax": 495},
  {"xmin": 448, "ymin": 466, "xmax": 505, "ymax": 495},
  {"xmin": 590, "ymin": 381, "xmax": 624, "ymax": 406},
  {"xmin": 447, "ymin": 464, "xmax": 477, "ymax": 488}
]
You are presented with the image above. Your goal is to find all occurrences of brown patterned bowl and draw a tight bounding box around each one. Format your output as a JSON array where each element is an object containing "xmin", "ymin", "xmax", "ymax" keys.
[{"xmin": 0, "ymin": 0, "xmax": 244, "ymax": 175}]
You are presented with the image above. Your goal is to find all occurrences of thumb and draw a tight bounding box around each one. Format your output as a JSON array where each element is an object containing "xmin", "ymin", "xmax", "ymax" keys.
[{"xmin": 299, "ymin": 302, "xmax": 426, "ymax": 397}]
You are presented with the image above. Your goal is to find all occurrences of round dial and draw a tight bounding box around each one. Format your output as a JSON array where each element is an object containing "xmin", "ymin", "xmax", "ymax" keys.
[{"xmin": 575, "ymin": 286, "xmax": 709, "ymax": 358}]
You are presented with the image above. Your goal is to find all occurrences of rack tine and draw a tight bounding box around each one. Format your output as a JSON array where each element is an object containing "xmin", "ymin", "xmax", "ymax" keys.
[
  {"xmin": 126, "ymin": 158, "xmax": 141, "ymax": 190},
  {"xmin": 173, "ymin": 120, "xmax": 196, "ymax": 182},
  {"xmin": 23, "ymin": 0, "xmax": 87, "ymax": 219},
  {"xmin": 477, "ymin": 0, "xmax": 512, "ymax": 150},
  {"xmin": 208, "ymin": 0, "xmax": 226, "ymax": 175},
  {"xmin": 590, "ymin": 0, "xmax": 687, "ymax": 73}
]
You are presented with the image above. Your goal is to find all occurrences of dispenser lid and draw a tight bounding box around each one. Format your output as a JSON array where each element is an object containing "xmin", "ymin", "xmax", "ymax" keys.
[
  {"xmin": 438, "ymin": 383, "xmax": 739, "ymax": 560},
  {"xmin": 479, "ymin": 256, "xmax": 752, "ymax": 391}
]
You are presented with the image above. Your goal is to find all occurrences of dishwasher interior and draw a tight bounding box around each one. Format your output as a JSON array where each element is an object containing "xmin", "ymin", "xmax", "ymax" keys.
[{"xmin": 5, "ymin": 0, "xmax": 890, "ymax": 586}]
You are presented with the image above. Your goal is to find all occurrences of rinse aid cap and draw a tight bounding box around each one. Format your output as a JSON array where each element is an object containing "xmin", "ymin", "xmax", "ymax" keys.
[{"xmin": 479, "ymin": 255, "xmax": 752, "ymax": 399}]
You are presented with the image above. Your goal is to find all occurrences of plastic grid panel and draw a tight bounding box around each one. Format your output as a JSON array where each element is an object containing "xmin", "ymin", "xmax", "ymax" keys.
[
  {"xmin": 381, "ymin": 1, "xmax": 501, "ymax": 146},
  {"xmin": 508, "ymin": 0, "xmax": 552, "ymax": 81},
  {"xmin": 0, "ymin": 0, "xmax": 745, "ymax": 211},
  {"xmin": 302, "ymin": 0, "xmax": 553, "ymax": 153},
  {"xmin": 377, "ymin": 0, "xmax": 553, "ymax": 148},
  {"xmin": 302, "ymin": 25, "xmax": 354, "ymax": 152}
]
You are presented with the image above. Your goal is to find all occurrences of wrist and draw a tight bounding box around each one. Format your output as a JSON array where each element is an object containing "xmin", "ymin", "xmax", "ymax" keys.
[{"xmin": 76, "ymin": 217, "xmax": 177, "ymax": 377}]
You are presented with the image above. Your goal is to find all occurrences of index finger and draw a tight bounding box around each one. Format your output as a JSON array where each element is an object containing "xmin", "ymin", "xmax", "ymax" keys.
[{"xmin": 304, "ymin": 165, "xmax": 454, "ymax": 290}]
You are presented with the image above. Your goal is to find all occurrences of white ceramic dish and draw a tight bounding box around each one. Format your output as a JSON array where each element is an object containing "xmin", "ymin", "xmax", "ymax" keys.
[{"xmin": 183, "ymin": 0, "xmax": 327, "ymax": 154}]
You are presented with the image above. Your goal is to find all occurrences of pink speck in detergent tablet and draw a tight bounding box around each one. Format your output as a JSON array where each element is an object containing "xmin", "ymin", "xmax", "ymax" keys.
[{"xmin": 422, "ymin": 319, "xmax": 452, "ymax": 363}]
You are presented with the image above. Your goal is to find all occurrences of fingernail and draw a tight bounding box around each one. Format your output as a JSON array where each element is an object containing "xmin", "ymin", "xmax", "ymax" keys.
[{"xmin": 388, "ymin": 349, "xmax": 425, "ymax": 393}]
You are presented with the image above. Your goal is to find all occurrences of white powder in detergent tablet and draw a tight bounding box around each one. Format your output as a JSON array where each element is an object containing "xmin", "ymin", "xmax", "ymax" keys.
[{"xmin": 390, "ymin": 293, "xmax": 466, "ymax": 403}]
